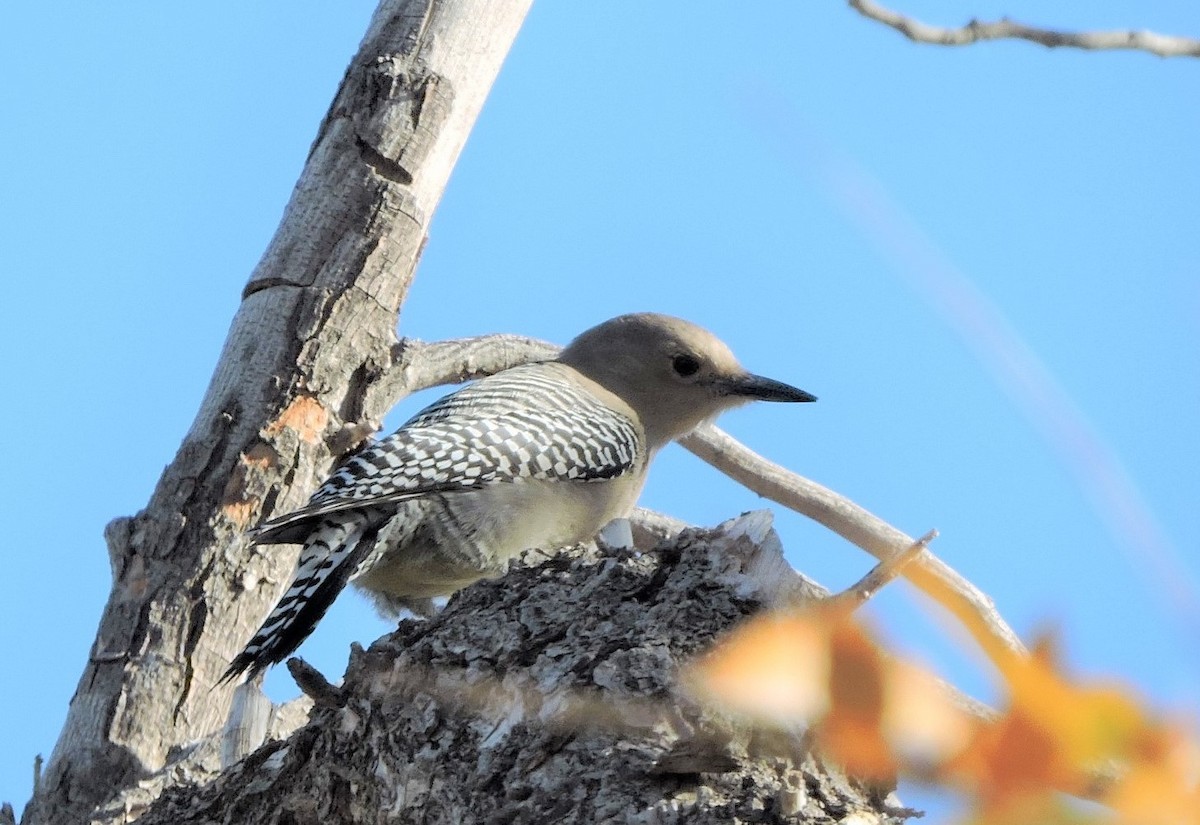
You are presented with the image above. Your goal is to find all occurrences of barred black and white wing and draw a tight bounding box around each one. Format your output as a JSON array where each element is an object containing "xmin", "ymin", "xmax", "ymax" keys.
[
  {"xmin": 248, "ymin": 364, "xmax": 642, "ymax": 543},
  {"xmin": 223, "ymin": 363, "xmax": 643, "ymax": 681}
]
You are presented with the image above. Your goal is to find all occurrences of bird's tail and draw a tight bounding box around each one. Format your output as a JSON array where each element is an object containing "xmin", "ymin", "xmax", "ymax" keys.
[{"xmin": 221, "ymin": 511, "xmax": 380, "ymax": 683}]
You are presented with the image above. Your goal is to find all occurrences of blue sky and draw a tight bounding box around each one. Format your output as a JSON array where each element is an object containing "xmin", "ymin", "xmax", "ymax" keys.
[{"xmin": 2, "ymin": 2, "xmax": 1197, "ymax": 818}]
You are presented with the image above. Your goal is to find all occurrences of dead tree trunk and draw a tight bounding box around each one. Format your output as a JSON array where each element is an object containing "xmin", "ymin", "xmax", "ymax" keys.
[
  {"xmin": 135, "ymin": 517, "xmax": 913, "ymax": 825},
  {"xmin": 14, "ymin": 3, "xmax": 942, "ymax": 824},
  {"xmin": 21, "ymin": 2, "xmax": 531, "ymax": 823}
]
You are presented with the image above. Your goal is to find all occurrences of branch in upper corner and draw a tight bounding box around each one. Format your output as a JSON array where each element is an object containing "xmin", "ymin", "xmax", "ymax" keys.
[
  {"xmin": 848, "ymin": 0, "xmax": 1200, "ymax": 58},
  {"xmin": 830, "ymin": 529, "xmax": 938, "ymax": 613}
]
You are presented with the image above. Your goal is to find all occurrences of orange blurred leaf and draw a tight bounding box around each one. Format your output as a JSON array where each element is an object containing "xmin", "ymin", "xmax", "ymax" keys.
[
  {"xmin": 815, "ymin": 619, "xmax": 897, "ymax": 779},
  {"xmin": 686, "ymin": 610, "xmax": 1200, "ymax": 823},
  {"xmin": 1104, "ymin": 724, "xmax": 1200, "ymax": 825}
]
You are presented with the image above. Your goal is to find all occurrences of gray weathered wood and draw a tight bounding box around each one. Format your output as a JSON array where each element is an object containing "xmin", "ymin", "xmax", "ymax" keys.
[
  {"xmin": 21, "ymin": 3, "xmax": 530, "ymax": 823},
  {"xmin": 135, "ymin": 516, "xmax": 911, "ymax": 825}
]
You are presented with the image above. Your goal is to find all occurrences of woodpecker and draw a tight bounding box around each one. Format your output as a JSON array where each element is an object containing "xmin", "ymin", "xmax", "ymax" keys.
[{"xmin": 224, "ymin": 313, "xmax": 815, "ymax": 681}]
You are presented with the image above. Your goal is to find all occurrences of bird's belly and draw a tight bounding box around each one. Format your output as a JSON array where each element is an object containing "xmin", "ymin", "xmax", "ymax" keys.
[{"xmin": 354, "ymin": 476, "xmax": 642, "ymax": 601}]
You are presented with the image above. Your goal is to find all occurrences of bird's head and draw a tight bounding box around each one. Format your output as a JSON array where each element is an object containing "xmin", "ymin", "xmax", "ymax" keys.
[{"xmin": 557, "ymin": 312, "xmax": 815, "ymax": 448}]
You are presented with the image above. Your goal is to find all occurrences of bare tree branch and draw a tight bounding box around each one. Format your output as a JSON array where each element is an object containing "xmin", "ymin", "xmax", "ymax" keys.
[
  {"xmin": 849, "ymin": 0, "xmax": 1200, "ymax": 58},
  {"xmin": 678, "ymin": 425, "xmax": 1027, "ymax": 665}
]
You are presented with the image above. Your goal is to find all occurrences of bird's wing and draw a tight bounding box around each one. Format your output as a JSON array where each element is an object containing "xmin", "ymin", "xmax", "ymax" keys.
[{"xmin": 250, "ymin": 364, "xmax": 642, "ymax": 542}]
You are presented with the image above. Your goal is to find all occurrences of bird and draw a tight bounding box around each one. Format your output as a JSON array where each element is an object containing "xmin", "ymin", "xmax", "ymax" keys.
[{"xmin": 223, "ymin": 312, "xmax": 816, "ymax": 681}]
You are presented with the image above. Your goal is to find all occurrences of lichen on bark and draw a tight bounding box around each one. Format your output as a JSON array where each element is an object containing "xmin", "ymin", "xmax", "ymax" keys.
[{"xmin": 140, "ymin": 516, "xmax": 912, "ymax": 825}]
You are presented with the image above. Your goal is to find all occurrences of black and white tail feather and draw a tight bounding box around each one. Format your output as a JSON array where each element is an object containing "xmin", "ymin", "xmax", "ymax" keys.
[
  {"xmin": 221, "ymin": 512, "xmax": 380, "ymax": 682},
  {"xmin": 220, "ymin": 363, "xmax": 641, "ymax": 683}
]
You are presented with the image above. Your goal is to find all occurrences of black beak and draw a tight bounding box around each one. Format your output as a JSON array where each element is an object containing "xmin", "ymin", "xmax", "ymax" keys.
[{"xmin": 726, "ymin": 373, "xmax": 817, "ymax": 403}]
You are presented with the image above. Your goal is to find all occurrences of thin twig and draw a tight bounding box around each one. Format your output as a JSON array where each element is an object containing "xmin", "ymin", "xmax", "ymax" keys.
[
  {"xmin": 848, "ymin": 0, "xmax": 1200, "ymax": 58},
  {"xmin": 830, "ymin": 529, "xmax": 938, "ymax": 612}
]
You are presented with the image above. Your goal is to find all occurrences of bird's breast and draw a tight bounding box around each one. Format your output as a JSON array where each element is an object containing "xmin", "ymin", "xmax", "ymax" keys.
[{"xmin": 442, "ymin": 473, "xmax": 644, "ymax": 557}]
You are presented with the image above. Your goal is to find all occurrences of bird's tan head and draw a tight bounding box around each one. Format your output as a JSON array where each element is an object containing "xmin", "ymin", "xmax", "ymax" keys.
[{"xmin": 557, "ymin": 312, "xmax": 815, "ymax": 447}]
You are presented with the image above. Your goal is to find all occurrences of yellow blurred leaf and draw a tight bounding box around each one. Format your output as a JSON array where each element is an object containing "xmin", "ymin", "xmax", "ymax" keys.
[
  {"xmin": 686, "ymin": 611, "xmax": 831, "ymax": 722},
  {"xmin": 884, "ymin": 661, "xmax": 975, "ymax": 766}
]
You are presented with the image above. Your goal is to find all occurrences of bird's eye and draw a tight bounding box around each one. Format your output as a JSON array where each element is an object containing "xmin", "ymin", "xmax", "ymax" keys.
[{"xmin": 672, "ymin": 354, "xmax": 701, "ymax": 377}]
